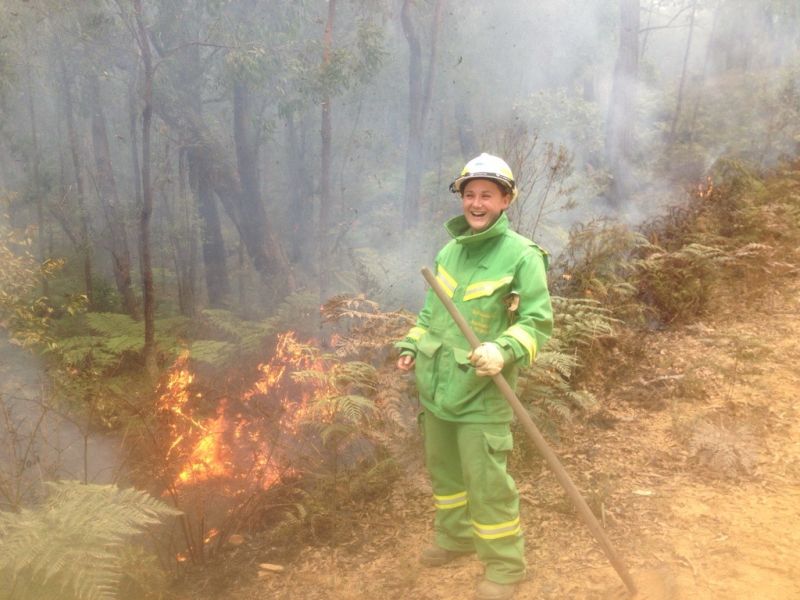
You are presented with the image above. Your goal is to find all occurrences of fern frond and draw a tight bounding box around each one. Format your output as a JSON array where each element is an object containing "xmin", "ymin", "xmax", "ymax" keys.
[
  {"xmin": 332, "ymin": 394, "xmax": 377, "ymax": 423},
  {"xmin": 331, "ymin": 361, "xmax": 379, "ymax": 393},
  {"xmin": 186, "ymin": 340, "xmax": 236, "ymax": 366},
  {"xmin": 0, "ymin": 481, "xmax": 180, "ymax": 600}
]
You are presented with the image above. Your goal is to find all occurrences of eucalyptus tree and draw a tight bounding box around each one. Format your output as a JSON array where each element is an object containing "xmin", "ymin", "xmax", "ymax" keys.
[
  {"xmin": 400, "ymin": 0, "xmax": 444, "ymax": 228},
  {"xmin": 74, "ymin": 4, "xmax": 140, "ymax": 318},
  {"xmin": 145, "ymin": 1, "xmax": 316, "ymax": 303},
  {"xmin": 605, "ymin": 0, "xmax": 640, "ymax": 205}
]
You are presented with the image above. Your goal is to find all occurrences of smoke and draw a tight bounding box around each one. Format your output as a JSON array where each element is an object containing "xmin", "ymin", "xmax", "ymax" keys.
[{"xmin": 0, "ymin": 336, "xmax": 120, "ymax": 509}]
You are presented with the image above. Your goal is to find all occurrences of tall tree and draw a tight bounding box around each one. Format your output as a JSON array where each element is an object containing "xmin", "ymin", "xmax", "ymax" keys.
[
  {"xmin": 232, "ymin": 78, "xmax": 296, "ymax": 294},
  {"xmin": 56, "ymin": 46, "xmax": 94, "ymax": 306},
  {"xmin": 605, "ymin": 0, "xmax": 640, "ymax": 205},
  {"xmin": 318, "ymin": 0, "xmax": 337, "ymax": 301},
  {"xmin": 86, "ymin": 71, "xmax": 139, "ymax": 318},
  {"xmin": 132, "ymin": 0, "xmax": 157, "ymax": 376},
  {"xmin": 147, "ymin": 2, "xmax": 231, "ymax": 307},
  {"xmin": 400, "ymin": 0, "xmax": 444, "ymax": 227},
  {"xmin": 668, "ymin": 0, "xmax": 698, "ymax": 143},
  {"xmin": 23, "ymin": 40, "xmax": 47, "ymax": 297}
]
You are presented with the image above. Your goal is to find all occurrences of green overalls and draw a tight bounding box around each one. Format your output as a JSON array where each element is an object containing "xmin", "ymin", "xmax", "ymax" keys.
[{"xmin": 396, "ymin": 212, "xmax": 553, "ymax": 584}]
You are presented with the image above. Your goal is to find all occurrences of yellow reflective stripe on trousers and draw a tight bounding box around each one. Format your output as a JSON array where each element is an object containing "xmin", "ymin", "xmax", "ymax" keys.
[
  {"xmin": 406, "ymin": 326, "xmax": 427, "ymax": 341},
  {"xmin": 505, "ymin": 324, "xmax": 537, "ymax": 361},
  {"xmin": 472, "ymin": 516, "xmax": 521, "ymax": 540},
  {"xmin": 463, "ymin": 276, "xmax": 513, "ymax": 301},
  {"xmin": 436, "ymin": 266, "xmax": 457, "ymax": 298},
  {"xmin": 434, "ymin": 490, "xmax": 468, "ymax": 510}
]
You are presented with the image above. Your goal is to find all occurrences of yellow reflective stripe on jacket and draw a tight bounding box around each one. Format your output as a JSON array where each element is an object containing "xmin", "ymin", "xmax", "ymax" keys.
[
  {"xmin": 463, "ymin": 276, "xmax": 513, "ymax": 301},
  {"xmin": 434, "ymin": 490, "xmax": 468, "ymax": 510},
  {"xmin": 505, "ymin": 324, "xmax": 537, "ymax": 361},
  {"xmin": 436, "ymin": 266, "xmax": 457, "ymax": 298},
  {"xmin": 471, "ymin": 516, "xmax": 521, "ymax": 540},
  {"xmin": 406, "ymin": 326, "xmax": 427, "ymax": 341}
]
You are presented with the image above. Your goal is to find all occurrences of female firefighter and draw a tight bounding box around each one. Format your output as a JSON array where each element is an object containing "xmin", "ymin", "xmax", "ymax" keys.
[{"xmin": 395, "ymin": 153, "xmax": 553, "ymax": 600}]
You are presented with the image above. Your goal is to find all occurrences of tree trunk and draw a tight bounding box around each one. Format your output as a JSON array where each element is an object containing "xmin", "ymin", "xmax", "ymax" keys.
[
  {"xmin": 319, "ymin": 0, "xmax": 337, "ymax": 300},
  {"xmin": 57, "ymin": 49, "xmax": 93, "ymax": 306},
  {"xmin": 133, "ymin": 0, "xmax": 157, "ymax": 377},
  {"xmin": 187, "ymin": 146, "xmax": 229, "ymax": 308},
  {"xmin": 605, "ymin": 0, "xmax": 640, "ymax": 206},
  {"xmin": 285, "ymin": 110, "xmax": 314, "ymax": 266},
  {"xmin": 401, "ymin": 0, "xmax": 423, "ymax": 227},
  {"xmin": 87, "ymin": 72, "xmax": 140, "ymax": 318},
  {"xmin": 232, "ymin": 80, "xmax": 295, "ymax": 295},
  {"xmin": 401, "ymin": 0, "xmax": 444, "ymax": 227},
  {"xmin": 688, "ymin": 0, "xmax": 723, "ymax": 144},
  {"xmin": 668, "ymin": 0, "xmax": 697, "ymax": 144},
  {"xmin": 454, "ymin": 96, "xmax": 478, "ymax": 161},
  {"xmin": 164, "ymin": 149, "xmax": 197, "ymax": 317},
  {"xmin": 24, "ymin": 52, "xmax": 47, "ymax": 297}
]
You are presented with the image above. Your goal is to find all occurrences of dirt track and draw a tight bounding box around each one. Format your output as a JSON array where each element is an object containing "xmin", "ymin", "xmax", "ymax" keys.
[{"xmin": 233, "ymin": 272, "xmax": 800, "ymax": 600}]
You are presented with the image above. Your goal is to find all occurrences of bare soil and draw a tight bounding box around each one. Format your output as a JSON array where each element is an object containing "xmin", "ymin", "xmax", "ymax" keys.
[{"xmin": 221, "ymin": 272, "xmax": 800, "ymax": 600}]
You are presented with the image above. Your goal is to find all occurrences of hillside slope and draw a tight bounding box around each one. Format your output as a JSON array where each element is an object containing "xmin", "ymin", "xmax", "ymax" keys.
[
  {"xmin": 209, "ymin": 160, "xmax": 800, "ymax": 600},
  {"xmin": 219, "ymin": 266, "xmax": 799, "ymax": 600}
]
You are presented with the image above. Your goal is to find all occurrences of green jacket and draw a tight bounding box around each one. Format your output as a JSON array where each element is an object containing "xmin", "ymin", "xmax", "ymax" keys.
[{"xmin": 396, "ymin": 212, "xmax": 553, "ymax": 423}]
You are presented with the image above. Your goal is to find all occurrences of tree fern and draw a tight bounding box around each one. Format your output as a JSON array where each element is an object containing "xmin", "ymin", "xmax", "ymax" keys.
[{"xmin": 0, "ymin": 480, "xmax": 180, "ymax": 600}]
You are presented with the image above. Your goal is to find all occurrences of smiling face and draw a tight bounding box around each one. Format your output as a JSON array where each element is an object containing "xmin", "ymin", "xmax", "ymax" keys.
[{"xmin": 461, "ymin": 178, "xmax": 512, "ymax": 233}]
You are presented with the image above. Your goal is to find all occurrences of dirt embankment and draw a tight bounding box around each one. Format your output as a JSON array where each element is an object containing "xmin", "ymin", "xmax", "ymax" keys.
[{"xmin": 222, "ymin": 269, "xmax": 800, "ymax": 600}]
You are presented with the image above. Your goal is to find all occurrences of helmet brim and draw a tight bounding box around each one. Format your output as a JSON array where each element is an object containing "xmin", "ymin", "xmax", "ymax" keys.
[{"xmin": 449, "ymin": 174, "xmax": 518, "ymax": 202}]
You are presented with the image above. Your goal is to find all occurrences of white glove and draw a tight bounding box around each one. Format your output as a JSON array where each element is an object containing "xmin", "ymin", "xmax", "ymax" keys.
[{"xmin": 468, "ymin": 342, "xmax": 505, "ymax": 377}]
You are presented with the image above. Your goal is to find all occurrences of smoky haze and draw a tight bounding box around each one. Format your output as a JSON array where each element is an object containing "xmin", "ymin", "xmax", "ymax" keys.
[
  {"xmin": 0, "ymin": 0, "xmax": 797, "ymax": 423},
  {"xmin": 1, "ymin": 2, "xmax": 797, "ymax": 307}
]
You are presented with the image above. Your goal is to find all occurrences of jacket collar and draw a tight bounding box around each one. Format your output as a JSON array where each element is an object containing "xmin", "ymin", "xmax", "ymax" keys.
[{"xmin": 444, "ymin": 212, "xmax": 509, "ymax": 247}]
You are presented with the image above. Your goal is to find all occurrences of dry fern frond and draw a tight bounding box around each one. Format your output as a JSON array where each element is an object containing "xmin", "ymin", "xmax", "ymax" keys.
[{"xmin": 687, "ymin": 419, "xmax": 760, "ymax": 478}]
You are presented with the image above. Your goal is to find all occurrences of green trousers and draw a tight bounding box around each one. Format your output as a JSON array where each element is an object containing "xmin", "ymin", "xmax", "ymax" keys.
[{"xmin": 422, "ymin": 408, "xmax": 525, "ymax": 584}]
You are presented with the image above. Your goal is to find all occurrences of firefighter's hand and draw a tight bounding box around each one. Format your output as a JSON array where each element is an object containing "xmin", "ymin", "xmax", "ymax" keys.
[
  {"xmin": 468, "ymin": 342, "xmax": 504, "ymax": 377},
  {"xmin": 396, "ymin": 353, "xmax": 416, "ymax": 371}
]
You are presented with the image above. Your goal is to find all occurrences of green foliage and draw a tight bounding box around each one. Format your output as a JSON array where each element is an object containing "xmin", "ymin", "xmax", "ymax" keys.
[
  {"xmin": 515, "ymin": 87, "xmax": 605, "ymax": 169},
  {"xmin": 673, "ymin": 65, "xmax": 800, "ymax": 167},
  {"xmin": 634, "ymin": 242, "xmax": 728, "ymax": 322},
  {"xmin": 552, "ymin": 219, "xmax": 648, "ymax": 322},
  {"xmin": 55, "ymin": 313, "xmax": 190, "ymax": 372},
  {"xmin": 516, "ymin": 295, "xmax": 620, "ymax": 431},
  {"xmin": 0, "ymin": 480, "xmax": 180, "ymax": 600},
  {"xmin": 0, "ymin": 215, "xmax": 78, "ymax": 349}
]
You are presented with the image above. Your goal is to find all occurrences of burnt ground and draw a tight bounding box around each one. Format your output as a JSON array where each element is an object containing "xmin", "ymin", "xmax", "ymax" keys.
[{"xmin": 207, "ymin": 270, "xmax": 800, "ymax": 600}]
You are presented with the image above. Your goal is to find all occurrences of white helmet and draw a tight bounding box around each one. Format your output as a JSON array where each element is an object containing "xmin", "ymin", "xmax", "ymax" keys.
[{"xmin": 449, "ymin": 153, "xmax": 517, "ymax": 202}]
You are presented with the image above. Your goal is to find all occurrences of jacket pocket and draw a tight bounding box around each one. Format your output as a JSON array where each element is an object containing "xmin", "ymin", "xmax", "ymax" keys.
[
  {"xmin": 416, "ymin": 334, "xmax": 442, "ymax": 357},
  {"xmin": 452, "ymin": 347, "xmax": 472, "ymax": 372},
  {"xmin": 484, "ymin": 431, "xmax": 514, "ymax": 454},
  {"xmin": 481, "ymin": 430, "xmax": 516, "ymax": 504}
]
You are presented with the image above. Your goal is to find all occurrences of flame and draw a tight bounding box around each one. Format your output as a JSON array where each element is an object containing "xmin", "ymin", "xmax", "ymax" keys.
[
  {"xmin": 695, "ymin": 175, "xmax": 714, "ymax": 200},
  {"xmin": 176, "ymin": 403, "xmax": 231, "ymax": 484},
  {"xmin": 159, "ymin": 331, "xmax": 333, "ymax": 490}
]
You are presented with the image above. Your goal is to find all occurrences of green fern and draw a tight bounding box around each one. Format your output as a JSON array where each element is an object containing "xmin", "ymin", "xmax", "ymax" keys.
[
  {"xmin": 183, "ymin": 339, "xmax": 236, "ymax": 365},
  {"xmin": 550, "ymin": 296, "xmax": 620, "ymax": 349},
  {"xmin": 0, "ymin": 480, "xmax": 180, "ymax": 600}
]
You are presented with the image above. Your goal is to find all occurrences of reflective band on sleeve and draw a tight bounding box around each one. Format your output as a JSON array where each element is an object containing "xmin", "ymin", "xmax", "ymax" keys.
[
  {"xmin": 407, "ymin": 326, "xmax": 427, "ymax": 341},
  {"xmin": 463, "ymin": 276, "xmax": 513, "ymax": 301},
  {"xmin": 472, "ymin": 516, "xmax": 521, "ymax": 540},
  {"xmin": 434, "ymin": 490, "xmax": 468, "ymax": 510},
  {"xmin": 505, "ymin": 325, "xmax": 537, "ymax": 361},
  {"xmin": 436, "ymin": 266, "xmax": 457, "ymax": 298}
]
